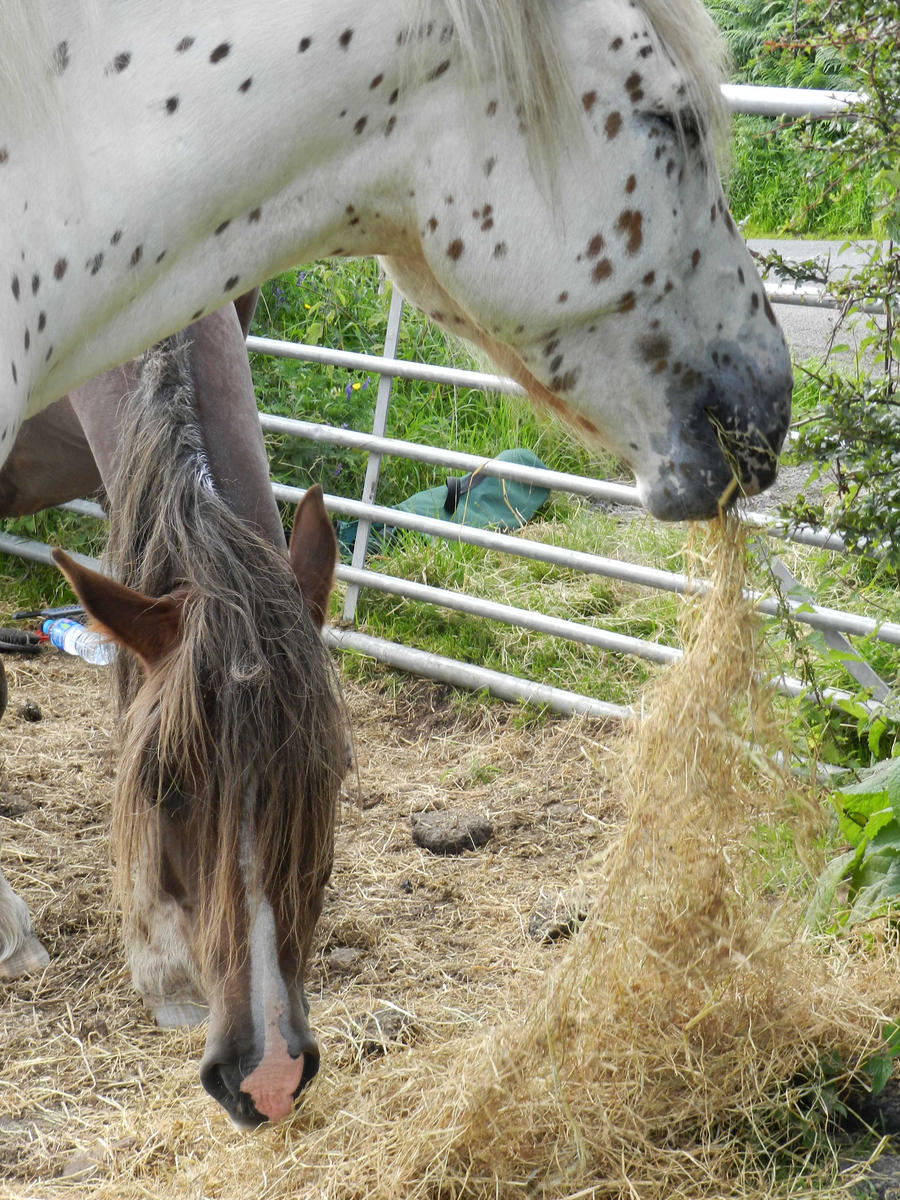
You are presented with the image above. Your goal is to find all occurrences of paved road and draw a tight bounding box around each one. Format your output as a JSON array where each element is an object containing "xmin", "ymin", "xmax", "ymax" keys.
[
  {"xmin": 747, "ymin": 237, "xmax": 881, "ymax": 366},
  {"xmin": 735, "ymin": 239, "xmax": 880, "ymax": 515}
]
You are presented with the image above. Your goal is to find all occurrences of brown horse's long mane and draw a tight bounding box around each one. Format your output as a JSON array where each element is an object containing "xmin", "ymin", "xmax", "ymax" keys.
[{"xmin": 106, "ymin": 332, "xmax": 345, "ymax": 970}]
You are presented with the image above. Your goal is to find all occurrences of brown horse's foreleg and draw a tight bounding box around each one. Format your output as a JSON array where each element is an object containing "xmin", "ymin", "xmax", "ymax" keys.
[
  {"xmin": 232, "ymin": 288, "xmax": 260, "ymax": 339},
  {"xmin": 0, "ymin": 292, "xmax": 264, "ymax": 523},
  {"xmin": 186, "ymin": 296, "xmax": 285, "ymax": 548}
]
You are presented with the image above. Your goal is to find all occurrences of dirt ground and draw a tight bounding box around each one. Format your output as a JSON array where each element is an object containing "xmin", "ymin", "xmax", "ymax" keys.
[{"xmin": 0, "ymin": 649, "xmax": 621, "ymax": 1198}]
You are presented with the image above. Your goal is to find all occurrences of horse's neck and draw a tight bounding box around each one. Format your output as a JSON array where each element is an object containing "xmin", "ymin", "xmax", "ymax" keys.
[
  {"xmin": 68, "ymin": 307, "xmax": 287, "ymax": 551},
  {"xmin": 11, "ymin": 0, "xmax": 451, "ymax": 413}
]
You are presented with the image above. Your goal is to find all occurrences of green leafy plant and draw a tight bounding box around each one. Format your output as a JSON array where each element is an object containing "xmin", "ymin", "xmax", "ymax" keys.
[
  {"xmin": 707, "ymin": 0, "xmax": 851, "ymax": 88},
  {"xmin": 866, "ymin": 1020, "xmax": 900, "ymax": 1096},
  {"xmin": 709, "ymin": 0, "xmax": 878, "ymax": 236},
  {"xmin": 808, "ymin": 754, "xmax": 900, "ymax": 929},
  {"xmin": 752, "ymin": 0, "xmax": 900, "ymax": 560}
]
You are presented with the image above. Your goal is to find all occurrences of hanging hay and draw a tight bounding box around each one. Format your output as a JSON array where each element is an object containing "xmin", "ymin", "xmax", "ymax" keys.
[{"xmin": 243, "ymin": 516, "xmax": 896, "ymax": 1200}]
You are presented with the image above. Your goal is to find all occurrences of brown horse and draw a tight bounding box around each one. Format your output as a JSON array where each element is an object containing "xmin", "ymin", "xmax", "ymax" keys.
[{"xmin": 0, "ymin": 299, "xmax": 348, "ymax": 1128}]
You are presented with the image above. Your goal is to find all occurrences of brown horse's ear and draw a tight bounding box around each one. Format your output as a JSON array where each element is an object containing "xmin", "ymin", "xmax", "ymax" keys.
[
  {"xmin": 288, "ymin": 485, "xmax": 337, "ymax": 628},
  {"xmin": 52, "ymin": 548, "xmax": 184, "ymax": 668}
]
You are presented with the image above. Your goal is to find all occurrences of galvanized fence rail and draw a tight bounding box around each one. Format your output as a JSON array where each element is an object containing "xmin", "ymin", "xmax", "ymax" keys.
[{"xmin": 0, "ymin": 83, "xmax": 890, "ymax": 720}]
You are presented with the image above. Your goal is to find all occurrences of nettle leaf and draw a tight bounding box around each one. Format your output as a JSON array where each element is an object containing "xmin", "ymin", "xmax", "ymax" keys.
[
  {"xmin": 868, "ymin": 1051, "xmax": 895, "ymax": 1096},
  {"xmin": 840, "ymin": 757, "xmax": 900, "ymax": 817},
  {"xmin": 868, "ymin": 719, "xmax": 891, "ymax": 760},
  {"xmin": 847, "ymin": 851, "xmax": 900, "ymax": 924},
  {"xmin": 835, "ymin": 697, "xmax": 879, "ymax": 723},
  {"xmin": 881, "ymin": 1019, "xmax": 900, "ymax": 1057},
  {"xmin": 870, "ymin": 821, "xmax": 900, "ymax": 852},
  {"xmin": 805, "ymin": 848, "xmax": 858, "ymax": 929},
  {"xmin": 833, "ymin": 787, "xmax": 894, "ymax": 847}
]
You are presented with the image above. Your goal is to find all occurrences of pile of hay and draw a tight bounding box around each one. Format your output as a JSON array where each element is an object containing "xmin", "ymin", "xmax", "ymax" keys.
[{"xmin": 2, "ymin": 518, "xmax": 897, "ymax": 1199}]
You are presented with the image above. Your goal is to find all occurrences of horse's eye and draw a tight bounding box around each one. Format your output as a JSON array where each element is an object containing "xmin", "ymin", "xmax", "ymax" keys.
[{"xmin": 653, "ymin": 109, "xmax": 702, "ymax": 144}]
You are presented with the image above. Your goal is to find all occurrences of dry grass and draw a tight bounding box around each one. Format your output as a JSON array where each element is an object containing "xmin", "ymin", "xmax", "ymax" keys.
[{"xmin": 1, "ymin": 520, "xmax": 898, "ymax": 1199}]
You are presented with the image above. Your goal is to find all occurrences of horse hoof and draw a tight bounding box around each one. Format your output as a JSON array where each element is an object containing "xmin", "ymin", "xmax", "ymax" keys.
[
  {"xmin": 0, "ymin": 935, "xmax": 50, "ymax": 980},
  {"xmin": 151, "ymin": 999, "xmax": 209, "ymax": 1028}
]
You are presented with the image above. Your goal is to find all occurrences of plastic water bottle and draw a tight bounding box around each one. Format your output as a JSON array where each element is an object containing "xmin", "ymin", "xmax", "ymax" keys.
[{"xmin": 42, "ymin": 618, "xmax": 117, "ymax": 666}]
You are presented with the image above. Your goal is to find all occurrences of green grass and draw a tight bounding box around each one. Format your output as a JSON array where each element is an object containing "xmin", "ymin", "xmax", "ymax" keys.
[
  {"xmin": 0, "ymin": 509, "xmax": 106, "ymax": 618},
  {"xmin": 728, "ymin": 118, "xmax": 875, "ymax": 237},
  {"xmin": 251, "ymin": 261, "xmax": 616, "ymax": 512}
]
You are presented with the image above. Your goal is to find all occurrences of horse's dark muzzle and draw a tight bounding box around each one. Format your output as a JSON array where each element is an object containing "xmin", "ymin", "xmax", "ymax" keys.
[{"xmin": 644, "ymin": 342, "xmax": 792, "ymax": 521}]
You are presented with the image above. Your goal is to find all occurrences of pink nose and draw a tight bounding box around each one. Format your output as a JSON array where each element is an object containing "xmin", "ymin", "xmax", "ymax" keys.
[{"xmin": 240, "ymin": 1050, "xmax": 306, "ymax": 1123}]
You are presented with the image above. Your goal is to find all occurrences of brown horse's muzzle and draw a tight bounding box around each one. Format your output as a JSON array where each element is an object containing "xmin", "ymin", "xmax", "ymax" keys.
[{"xmin": 200, "ymin": 1001, "xmax": 320, "ymax": 1128}]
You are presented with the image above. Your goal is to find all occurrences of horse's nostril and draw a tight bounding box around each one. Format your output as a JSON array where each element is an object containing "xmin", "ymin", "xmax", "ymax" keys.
[
  {"xmin": 299, "ymin": 1044, "xmax": 320, "ymax": 1091},
  {"xmin": 201, "ymin": 1060, "xmax": 270, "ymax": 1128},
  {"xmin": 200, "ymin": 1060, "xmax": 233, "ymax": 1108}
]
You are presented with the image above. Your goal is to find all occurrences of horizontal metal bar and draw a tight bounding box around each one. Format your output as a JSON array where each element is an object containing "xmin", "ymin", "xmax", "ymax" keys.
[
  {"xmin": 278, "ymin": 483, "xmax": 900, "ymax": 645},
  {"xmin": 0, "ymin": 532, "xmax": 99, "ymax": 570},
  {"xmin": 277, "ymin": 478, "xmax": 707, "ymax": 585},
  {"xmin": 337, "ymin": 565, "xmax": 859, "ymax": 709},
  {"xmin": 337, "ymin": 563, "xmax": 680, "ymax": 665},
  {"xmin": 738, "ymin": 508, "xmax": 848, "ymax": 552},
  {"xmin": 58, "ymin": 499, "xmax": 107, "ymax": 519},
  {"xmin": 260, "ymin": 412, "xmax": 639, "ymax": 505},
  {"xmin": 767, "ymin": 284, "xmax": 886, "ymax": 316},
  {"xmin": 322, "ymin": 626, "xmax": 631, "ymax": 720},
  {"xmin": 246, "ymin": 335, "xmax": 524, "ymax": 396},
  {"xmin": 721, "ymin": 83, "xmax": 862, "ymax": 118}
]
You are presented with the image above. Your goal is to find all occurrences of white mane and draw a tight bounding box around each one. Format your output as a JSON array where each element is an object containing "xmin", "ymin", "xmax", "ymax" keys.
[
  {"xmin": 0, "ymin": 2, "xmax": 55, "ymax": 127},
  {"xmin": 416, "ymin": 0, "xmax": 730, "ymax": 167},
  {"xmin": 409, "ymin": 0, "xmax": 580, "ymax": 152},
  {"xmin": 639, "ymin": 0, "xmax": 731, "ymax": 152}
]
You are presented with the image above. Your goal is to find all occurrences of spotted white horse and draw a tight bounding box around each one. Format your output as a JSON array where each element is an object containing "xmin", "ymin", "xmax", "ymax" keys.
[
  {"xmin": 0, "ymin": 0, "xmax": 790, "ymax": 510},
  {"xmin": 1, "ymin": 0, "xmax": 792, "ymax": 1117}
]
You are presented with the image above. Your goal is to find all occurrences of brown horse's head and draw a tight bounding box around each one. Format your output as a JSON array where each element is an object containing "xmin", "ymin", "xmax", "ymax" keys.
[{"xmin": 54, "ymin": 486, "xmax": 347, "ymax": 1127}]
